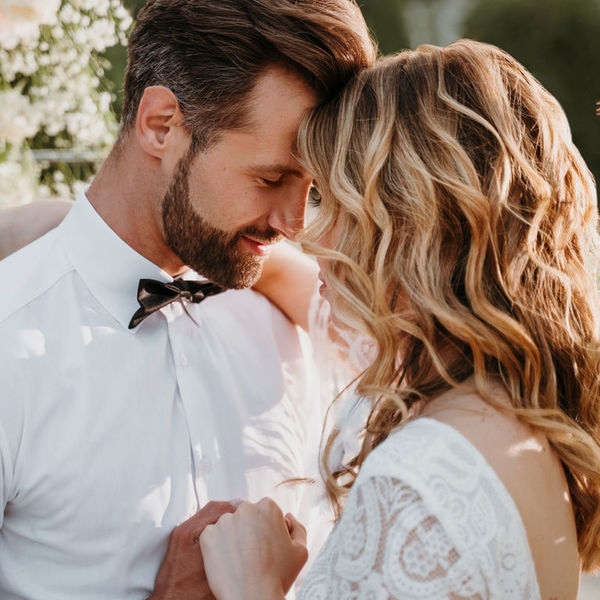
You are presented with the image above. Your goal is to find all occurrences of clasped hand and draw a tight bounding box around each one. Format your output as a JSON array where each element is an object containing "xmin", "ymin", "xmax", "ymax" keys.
[{"xmin": 200, "ymin": 498, "xmax": 308, "ymax": 600}]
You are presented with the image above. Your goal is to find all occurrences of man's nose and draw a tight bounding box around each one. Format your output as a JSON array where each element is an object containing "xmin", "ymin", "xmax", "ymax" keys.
[{"xmin": 267, "ymin": 193, "xmax": 307, "ymax": 241}]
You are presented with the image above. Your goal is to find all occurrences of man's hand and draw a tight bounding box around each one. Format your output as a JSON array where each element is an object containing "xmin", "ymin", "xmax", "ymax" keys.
[
  {"xmin": 148, "ymin": 501, "xmax": 237, "ymax": 600},
  {"xmin": 0, "ymin": 200, "xmax": 72, "ymax": 260}
]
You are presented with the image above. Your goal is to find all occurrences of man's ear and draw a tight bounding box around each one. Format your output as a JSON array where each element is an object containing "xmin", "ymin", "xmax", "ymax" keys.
[{"xmin": 136, "ymin": 86, "xmax": 185, "ymax": 159}]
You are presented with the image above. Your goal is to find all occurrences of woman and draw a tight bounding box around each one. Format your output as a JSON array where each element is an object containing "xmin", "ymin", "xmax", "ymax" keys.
[{"xmin": 199, "ymin": 40, "xmax": 600, "ymax": 599}]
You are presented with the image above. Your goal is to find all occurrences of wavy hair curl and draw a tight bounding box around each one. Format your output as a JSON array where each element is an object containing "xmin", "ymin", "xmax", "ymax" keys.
[{"xmin": 298, "ymin": 39, "xmax": 600, "ymax": 570}]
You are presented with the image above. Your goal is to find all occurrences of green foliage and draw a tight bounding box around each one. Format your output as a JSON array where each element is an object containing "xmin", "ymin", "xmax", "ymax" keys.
[
  {"xmin": 359, "ymin": 0, "xmax": 409, "ymax": 54},
  {"xmin": 103, "ymin": 0, "xmax": 145, "ymax": 115},
  {"xmin": 463, "ymin": 0, "xmax": 600, "ymax": 186}
]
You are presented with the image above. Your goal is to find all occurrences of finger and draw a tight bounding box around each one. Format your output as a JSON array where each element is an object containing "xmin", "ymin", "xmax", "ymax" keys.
[
  {"xmin": 196, "ymin": 500, "xmax": 238, "ymax": 524},
  {"xmin": 198, "ymin": 523, "xmax": 214, "ymax": 551},
  {"xmin": 284, "ymin": 514, "xmax": 293, "ymax": 533},
  {"xmin": 285, "ymin": 513, "xmax": 307, "ymax": 546},
  {"xmin": 185, "ymin": 501, "xmax": 238, "ymax": 543}
]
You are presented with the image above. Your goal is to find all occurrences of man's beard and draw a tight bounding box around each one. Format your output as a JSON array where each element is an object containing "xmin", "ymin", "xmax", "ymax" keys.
[{"xmin": 161, "ymin": 146, "xmax": 281, "ymax": 289}]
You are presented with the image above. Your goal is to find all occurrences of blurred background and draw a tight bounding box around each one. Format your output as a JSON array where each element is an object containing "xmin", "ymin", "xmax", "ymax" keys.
[
  {"xmin": 1, "ymin": 0, "xmax": 599, "ymax": 208},
  {"xmin": 0, "ymin": 0, "xmax": 599, "ymax": 595}
]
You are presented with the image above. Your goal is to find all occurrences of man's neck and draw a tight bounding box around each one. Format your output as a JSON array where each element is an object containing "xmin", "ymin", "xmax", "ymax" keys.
[{"xmin": 87, "ymin": 145, "xmax": 189, "ymax": 277}]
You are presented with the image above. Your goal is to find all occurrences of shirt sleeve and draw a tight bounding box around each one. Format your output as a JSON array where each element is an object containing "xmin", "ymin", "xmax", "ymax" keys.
[{"xmin": 299, "ymin": 474, "xmax": 489, "ymax": 599}]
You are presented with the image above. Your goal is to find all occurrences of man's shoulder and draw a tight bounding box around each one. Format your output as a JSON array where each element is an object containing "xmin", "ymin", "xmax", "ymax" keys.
[{"xmin": 0, "ymin": 229, "xmax": 73, "ymax": 324}]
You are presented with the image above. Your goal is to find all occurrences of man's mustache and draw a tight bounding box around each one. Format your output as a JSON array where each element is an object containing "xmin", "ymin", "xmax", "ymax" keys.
[{"xmin": 236, "ymin": 225, "xmax": 282, "ymax": 245}]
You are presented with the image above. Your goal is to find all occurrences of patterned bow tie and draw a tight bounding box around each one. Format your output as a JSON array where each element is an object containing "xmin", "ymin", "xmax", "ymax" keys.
[{"xmin": 129, "ymin": 278, "xmax": 224, "ymax": 329}]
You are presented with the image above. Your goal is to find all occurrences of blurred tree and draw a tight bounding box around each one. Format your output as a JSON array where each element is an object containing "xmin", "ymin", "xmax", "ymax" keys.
[
  {"xmin": 463, "ymin": 0, "xmax": 600, "ymax": 188},
  {"xmin": 124, "ymin": 0, "xmax": 146, "ymax": 15},
  {"xmin": 404, "ymin": 0, "xmax": 472, "ymax": 48},
  {"xmin": 103, "ymin": 0, "xmax": 144, "ymax": 115},
  {"xmin": 359, "ymin": 0, "xmax": 409, "ymax": 54}
]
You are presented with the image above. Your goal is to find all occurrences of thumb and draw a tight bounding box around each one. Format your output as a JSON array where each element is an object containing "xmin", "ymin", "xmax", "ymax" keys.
[{"xmin": 285, "ymin": 513, "xmax": 307, "ymax": 546}]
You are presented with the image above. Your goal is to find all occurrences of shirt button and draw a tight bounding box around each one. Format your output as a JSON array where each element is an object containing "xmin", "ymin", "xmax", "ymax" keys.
[{"xmin": 178, "ymin": 353, "xmax": 188, "ymax": 367}]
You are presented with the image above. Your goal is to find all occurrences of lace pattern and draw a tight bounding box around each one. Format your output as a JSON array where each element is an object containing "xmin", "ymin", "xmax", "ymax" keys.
[{"xmin": 298, "ymin": 418, "xmax": 541, "ymax": 600}]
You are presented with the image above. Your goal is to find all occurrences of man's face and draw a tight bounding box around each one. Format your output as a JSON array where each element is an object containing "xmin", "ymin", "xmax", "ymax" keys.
[{"xmin": 161, "ymin": 66, "xmax": 317, "ymax": 288}]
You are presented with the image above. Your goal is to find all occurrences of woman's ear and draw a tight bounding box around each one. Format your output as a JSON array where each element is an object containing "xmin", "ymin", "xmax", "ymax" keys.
[{"xmin": 135, "ymin": 86, "xmax": 186, "ymax": 160}]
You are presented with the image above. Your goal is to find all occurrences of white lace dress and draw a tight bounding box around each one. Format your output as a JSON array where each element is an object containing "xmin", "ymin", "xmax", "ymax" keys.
[{"xmin": 297, "ymin": 417, "xmax": 541, "ymax": 599}]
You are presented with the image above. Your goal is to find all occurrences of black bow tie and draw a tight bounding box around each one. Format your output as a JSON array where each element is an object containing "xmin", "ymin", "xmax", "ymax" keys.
[{"xmin": 129, "ymin": 278, "xmax": 224, "ymax": 329}]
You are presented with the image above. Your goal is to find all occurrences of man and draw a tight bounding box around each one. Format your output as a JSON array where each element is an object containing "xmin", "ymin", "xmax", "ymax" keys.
[{"xmin": 0, "ymin": 1, "xmax": 375, "ymax": 598}]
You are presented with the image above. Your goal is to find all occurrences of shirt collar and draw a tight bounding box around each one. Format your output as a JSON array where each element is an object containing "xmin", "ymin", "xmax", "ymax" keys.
[{"xmin": 58, "ymin": 188, "xmax": 199, "ymax": 332}]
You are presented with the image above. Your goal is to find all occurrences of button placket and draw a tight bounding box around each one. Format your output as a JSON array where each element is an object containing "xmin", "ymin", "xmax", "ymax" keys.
[{"xmin": 167, "ymin": 312, "xmax": 218, "ymax": 503}]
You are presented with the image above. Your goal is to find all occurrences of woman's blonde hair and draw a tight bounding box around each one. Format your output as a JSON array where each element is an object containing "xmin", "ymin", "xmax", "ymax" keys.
[{"xmin": 298, "ymin": 39, "xmax": 600, "ymax": 571}]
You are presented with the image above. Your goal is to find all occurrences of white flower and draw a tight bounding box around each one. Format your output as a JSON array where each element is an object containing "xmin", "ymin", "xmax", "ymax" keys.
[
  {"xmin": 72, "ymin": 27, "xmax": 87, "ymax": 45},
  {"xmin": 0, "ymin": 0, "xmax": 130, "ymax": 204},
  {"xmin": 0, "ymin": 0, "xmax": 61, "ymax": 49},
  {"xmin": 0, "ymin": 89, "xmax": 40, "ymax": 145},
  {"xmin": 0, "ymin": 145, "xmax": 39, "ymax": 208},
  {"xmin": 98, "ymin": 91, "xmax": 111, "ymax": 113}
]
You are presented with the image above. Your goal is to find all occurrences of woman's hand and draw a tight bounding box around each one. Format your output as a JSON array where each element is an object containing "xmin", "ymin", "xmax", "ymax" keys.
[{"xmin": 199, "ymin": 497, "xmax": 308, "ymax": 600}]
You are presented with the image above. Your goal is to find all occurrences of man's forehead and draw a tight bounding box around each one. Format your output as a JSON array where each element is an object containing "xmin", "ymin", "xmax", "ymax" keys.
[
  {"xmin": 244, "ymin": 66, "xmax": 317, "ymax": 126},
  {"xmin": 235, "ymin": 115, "xmax": 312, "ymax": 178}
]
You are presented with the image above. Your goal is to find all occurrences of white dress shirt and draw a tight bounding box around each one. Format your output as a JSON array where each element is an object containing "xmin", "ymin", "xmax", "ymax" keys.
[{"xmin": 0, "ymin": 192, "xmax": 324, "ymax": 599}]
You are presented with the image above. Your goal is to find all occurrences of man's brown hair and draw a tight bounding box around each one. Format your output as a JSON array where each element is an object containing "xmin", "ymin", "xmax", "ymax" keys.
[{"xmin": 121, "ymin": 0, "xmax": 375, "ymax": 149}]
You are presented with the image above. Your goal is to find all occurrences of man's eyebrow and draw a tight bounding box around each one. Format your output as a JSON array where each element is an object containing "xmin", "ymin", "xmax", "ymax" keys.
[{"xmin": 248, "ymin": 164, "xmax": 306, "ymax": 178}]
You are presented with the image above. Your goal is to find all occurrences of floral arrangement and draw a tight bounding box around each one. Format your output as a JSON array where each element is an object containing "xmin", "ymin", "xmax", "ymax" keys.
[{"xmin": 0, "ymin": 0, "xmax": 132, "ymax": 207}]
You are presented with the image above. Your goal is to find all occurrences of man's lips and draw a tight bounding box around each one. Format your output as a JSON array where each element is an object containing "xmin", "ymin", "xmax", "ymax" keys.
[{"xmin": 241, "ymin": 235, "xmax": 278, "ymax": 256}]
